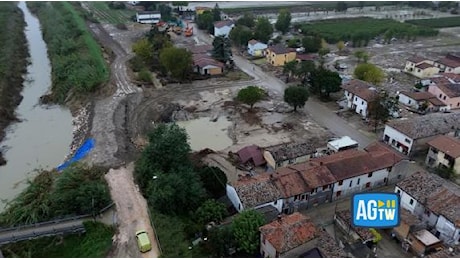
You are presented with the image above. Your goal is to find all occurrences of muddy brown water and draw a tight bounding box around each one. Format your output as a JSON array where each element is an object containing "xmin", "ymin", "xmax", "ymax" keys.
[
  {"xmin": 176, "ymin": 117, "xmax": 233, "ymax": 152},
  {"xmin": 0, "ymin": 2, "xmax": 73, "ymax": 211}
]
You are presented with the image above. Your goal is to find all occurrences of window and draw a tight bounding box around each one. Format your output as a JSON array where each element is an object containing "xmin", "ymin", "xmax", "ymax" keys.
[
  {"xmin": 349, "ymin": 180, "xmax": 353, "ymax": 187},
  {"xmin": 366, "ymin": 182, "xmax": 371, "ymax": 188},
  {"xmin": 368, "ymin": 172, "xmax": 373, "ymax": 178},
  {"xmin": 417, "ymin": 69, "xmax": 421, "ymax": 73},
  {"xmin": 301, "ymin": 194, "xmax": 306, "ymax": 200},
  {"xmin": 338, "ymin": 180, "xmax": 343, "ymax": 186},
  {"xmin": 408, "ymin": 100, "xmax": 411, "ymax": 104},
  {"xmin": 384, "ymin": 177, "xmax": 388, "ymax": 183},
  {"xmin": 397, "ymin": 174, "xmax": 402, "ymax": 179},
  {"xmin": 396, "ymin": 189, "xmax": 401, "ymax": 194},
  {"xmin": 323, "ymin": 185, "xmax": 328, "ymax": 190},
  {"xmin": 361, "ymin": 101, "xmax": 364, "ymax": 105},
  {"xmin": 409, "ymin": 199, "xmax": 414, "ymax": 205},
  {"xmin": 274, "ymin": 200, "xmax": 277, "ymax": 205},
  {"xmin": 336, "ymin": 191, "xmax": 342, "ymax": 197},
  {"xmin": 425, "ymin": 210, "xmax": 431, "ymax": 217},
  {"xmin": 439, "ymin": 94, "xmax": 442, "ymax": 98},
  {"xmin": 405, "ymin": 138, "xmax": 411, "ymax": 144},
  {"xmin": 357, "ymin": 178, "xmax": 360, "ymax": 185},
  {"xmin": 443, "ymin": 96, "xmax": 446, "ymax": 100},
  {"xmin": 294, "ymin": 195, "xmax": 299, "ymax": 201}
]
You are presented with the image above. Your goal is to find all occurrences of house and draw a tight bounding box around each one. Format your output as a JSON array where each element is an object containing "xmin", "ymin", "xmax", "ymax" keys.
[
  {"xmin": 382, "ymin": 113, "xmax": 460, "ymax": 156},
  {"xmin": 397, "ymin": 91, "xmax": 448, "ymax": 112},
  {"xmin": 136, "ymin": 11, "xmax": 161, "ymax": 24},
  {"xmin": 425, "ymin": 135, "xmax": 460, "ymax": 174},
  {"xmin": 295, "ymin": 53, "xmax": 317, "ymax": 63},
  {"xmin": 335, "ymin": 210, "xmax": 376, "ymax": 243},
  {"xmin": 404, "ymin": 56, "xmax": 437, "ymax": 78},
  {"xmin": 395, "ymin": 171, "xmax": 460, "ymax": 246},
  {"xmin": 259, "ymin": 213, "xmax": 347, "ymax": 258},
  {"xmin": 247, "ymin": 39, "xmax": 267, "ymax": 57},
  {"xmin": 187, "ymin": 44, "xmax": 213, "ymax": 55},
  {"xmin": 341, "ymin": 79, "xmax": 379, "ymax": 118},
  {"xmin": 264, "ymin": 142, "xmax": 319, "ymax": 168},
  {"xmin": 433, "ymin": 53, "xmax": 460, "ymax": 74},
  {"xmin": 194, "ymin": 6, "xmax": 211, "ymax": 15},
  {"xmin": 237, "ymin": 145, "xmax": 266, "ymax": 167},
  {"xmin": 428, "ymin": 80, "xmax": 460, "ymax": 110},
  {"xmin": 407, "ymin": 229, "xmax": 444, "ymax": 257},
  {"xmin": 392, "ymin": 208, "xmax": 425, "ymax": 244},
  {"xmin": 192, "ymin": 54, "xmax": 224, "ymax": 76},
  {"xmin": 266, "ymin": 44, "xmax": 296, "ymax": 66},
  {"xmin": 214, "ymin": 20, "xmax": 234, "ymax": 37}
]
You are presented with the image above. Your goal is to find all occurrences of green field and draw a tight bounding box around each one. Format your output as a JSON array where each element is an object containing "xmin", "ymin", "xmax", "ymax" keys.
[
  {"xmin": 1, "ymin": 222, "xmax": 114, "ymax": 258},
  {"xmin": 298, "ymin": 17, "xmax": 438, "ymax": 44},
  {"xmin": 87, "ymin": 1, "xmax": 136, "ymax": 24},
  {"xmin": 406, "ymin": 16, "xmax": 460, "ymax": 28}
]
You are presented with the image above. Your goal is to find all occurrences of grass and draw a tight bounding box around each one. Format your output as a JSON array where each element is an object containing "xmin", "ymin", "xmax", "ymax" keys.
[
  {"xmin": 405, "ymin": 16, "xmax": 460, "ymax": 28},
  {"xmin": 299, "ymin": 17, "xmax": 438, "ymax": 43},
  {"xmin": 1, "ymin": 221, "xmax": 114, "ymax": 258},
  {"xmin": 87, "ymin": 1, "xmax": 135, "ymax": 24}
]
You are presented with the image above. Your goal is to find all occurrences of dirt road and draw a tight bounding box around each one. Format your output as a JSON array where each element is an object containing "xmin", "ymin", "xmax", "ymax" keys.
[{"xmin": 105, "ymin": 164, "xmax": 160, "ymax": 258}]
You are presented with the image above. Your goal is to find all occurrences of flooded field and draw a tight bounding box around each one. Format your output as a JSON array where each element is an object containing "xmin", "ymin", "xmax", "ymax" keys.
[{"xmin": 176, "ymin": 117, "xmax": 233, "ymax": 151}]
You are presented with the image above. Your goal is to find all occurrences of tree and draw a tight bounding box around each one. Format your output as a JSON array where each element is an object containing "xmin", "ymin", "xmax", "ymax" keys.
[
  {"xmin": 197, "ymin": 11, "xmax": 214, "ymax": 33},
  {"xmin": 254, "ymin": 17, "xmax": 273, "ymax": 43},
  {"xmin": 337, "ymin": 40, "xmax": 345, "ymax": 51},
  {"xmin": 309, "ymin": 68, "xmax": 342, "ymax": 99},
  {"xmin": 132, "ymin": 38, "xmax": 154, "ymax": 65},
  {"xmin": 197, "ymin": 166, "xmax": 228, "ymax": 198},
  {"xmin": 229, "ymin": 25, "xmax": 253, "ymax": 47},
  {"xmin": 237, "ymin": 86, "xmax": 265, "ymax": 110},
  {"xmin": 354, "ymin": 50, "xmax": 369, "ymax": 63},
  {"xmin": 284, "ymin": 85, "xmax": 309, "ymax": 111},
  {"xmin": 232, "ymin": 210, "xmax": 265, "ymax": 254},
  {"xmin": 435, "ymin": 166, "xmax": 456, "ymax": 180},
  {"xmin": 159, "ymin": 47, "xmax": 192, "ymax": 81},
  {"xmin": 353, "ymin": 63, "xmax": 385, "ymax": 85},
  {"xmin": 336, "ymin": 1, "xmax": 348, "ymax": 12},
  {"xmin": 283, "ymin": 60, "xmax": 298, "ymax": 83},
  {"xmin": 367, "ymin": 94, "xmax": 391, "ymax": 132},
  {"xmin": 275, "ymin": 9, "xmax": 291, "ymax": 34},
  {"xmin": 212, "ymin": 36, "xmax": 232, "ymax": 63},
  {"xmin": 194, "ymin": 199, "xmax": 227, "ymax": 224},
  {"xmin": 205, "ymin": 225, "xmax": 236, "ymax": 257},
  {"xmin": 236, "ymin": 12, "xmax": 255, "ymax": 28},
  {"xmin": 212, "ymin": 3, "xmax": 221, "ymax": 22},
  {"xmin": 159, "ymin": 4, "xmax": 173, "ymax": 22},
  {"xmin": 296, "ymin": 60, "xmax": 315, "ymax": 84},
  {"xmin": 172, "ymin": 1, "xmax": 188, "ymax": 6},
  {"xmin": 302, "ymin": 35, "xmax": 322, "ymax": 53}
]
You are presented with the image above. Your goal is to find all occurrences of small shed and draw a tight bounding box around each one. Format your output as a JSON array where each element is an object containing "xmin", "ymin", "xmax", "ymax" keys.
[{"xmin": 237, "ymin": 145, "xmax": 266, "ymax": 166}]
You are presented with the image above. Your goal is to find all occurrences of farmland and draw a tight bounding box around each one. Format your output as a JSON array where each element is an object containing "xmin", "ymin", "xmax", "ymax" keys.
[
  {"xmin": 406, "ymin": 16, "xmax": 460, "ymax": 28},
  {"xmin": 86, "ymin": 1, "xmax": 136, "ymax": 24},
  {"xmin": 298, "ymin": 17, "xmax": 438, "ymax": 44}
]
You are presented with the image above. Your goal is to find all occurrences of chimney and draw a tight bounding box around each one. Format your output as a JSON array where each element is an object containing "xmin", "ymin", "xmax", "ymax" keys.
[{"xmin": 277, "ymin": 215, "xmax": 282, "ymax": 222}]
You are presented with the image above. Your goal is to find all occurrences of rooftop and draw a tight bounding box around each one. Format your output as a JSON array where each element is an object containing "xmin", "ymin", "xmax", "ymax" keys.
[
  {"xmin": 237, "ymin": 145, "xmax": 266, "ymax": 166},
  {"xmin": 265, "ymin": 142, "xmax": 318, "ymax": 163},
  {"xmin": 296, "ymin": 53, "xmax": 317, "ymax": 61},
  {"xmin": 268, "ymin": 44, "xmax": 295, "ymax": 55},
  {"xmin": 341, "ymin": 79, "xmax": 378, "ymax": 102},
  {"xmin": 289, "ymin": 162, "xmax": 337, "ymax": 187},
  {"xmin": 407, "ymin": 56, "xmax": 430, "ymax": 64},
  {"xmin": 234, "ymin": 174, "xmax": 281, "ymax": 208},
  {"xmin": 437, "ymin": 83, "xmax": 460, "ymax": 98},
  {"xmin": 315, "ymin": 228, "xmax": 348, "ymax": 258},
  {"xmin": 386, "ymin": 113, "xmax": 460, "ymax": 140},
  {"xmin": 187, "ymin": 44, "xmax": 212, "ymax": 54},
  {"xmin": 399, "ymin": 91, "xmax": 435, "ymax": 101},
  {"xmin": 396, "ymin": 171, "xmax": 444, "ymax": 203},
  {"xmin": 415, "ymin": 62, "xmax": 434, "ymax": 70},
  {"xmin": 436, "ymin": 57, "xmax": 460, "ymax": 68},
  {"xmin": 428, "ymin": 97, "xmax": 446, "ymax": 107},
  {"xmin": 413, "ymin": 229, "xmax": 441, "ymax": 246},
  {"xmin": 214, "ymin": 20, "xmax": 234, "ymax": 28},
  {"xmin": 335, "ymin": 210, "xmax": 374, "ymax": 240},
  {"xmin": 192, "ymin": 54, "xmax": 224, "ymax": 68},
  {"xmin": 259, "ymin": 213, "xmax": 317, "ymax": 254},
  {"xmin": 400, "ymin": 208, "xmax": 422, "ymax": 226},
  {"xmin": 427, "ymin": 135, "xmax": 460, "ymax": 159},
  {"xmin": 426, "ymin": 187, "xmax": 460, "ymax": 227},
  {"xmin": 272, "ymin": 169, "xmax": 311, "ymax": 198}
]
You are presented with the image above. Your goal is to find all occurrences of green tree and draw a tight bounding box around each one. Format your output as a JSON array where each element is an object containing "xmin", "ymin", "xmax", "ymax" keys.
[
  {"xmin": 296, "ymin": 60, "xmax": 315, "ymax": 84},
  {"xmin": 283, "ymin": 60, "xmax": 298, "ymax": 83},
  {"xmin": 229, "ymin": 26, "xmax": 253, "ymax": 47},
  {"xmin": 159, "ymin": 4, "xmax": 172, "ymax": 22},
  {"xmin": 284, "ymin": 85, "xmax": 309, "ymax": 111},
  {"xmin": 336, "ymin": 1, "xmax": 348, "ymax": 12},
  {"xmin": 205, "ymin": 225, "xmax": 236, "ymax": 257},
  {"xmin": 236, "ymin": 12, "xmax": 255, "ymax": 28},
  {"xmin": 232, "ymin": 210, "xmax": 265, "ymax": 254},
  {"xmin": 254, "ymin": 17, "xmax": 273, "ymax": 43},
  {"xmin": 237, "ymin": 86, "xmax": 265, "ymax": 110},
  {"xmin": 159, "ymin": 47, "xmax": 192, "ymax": 81},
  {"xmin": 354, "ymin": 63, "xmax": 385, "ymax": 85},
  {"xmin": 302, "ymin": 35, "xmax": 322, "ymax": 53},
  {"xmin": 172, "ymin": 1, "xmax": 188, "ymax": 6},
  {"xmin": 310, "ymin": 68, "xmax": 342, "ymax": 99},
  {"xmin": 197, "ymin": 166, "xmax": 228, "ymax": 198},
  {"xmin": 212, "ymin": 3, "xmax": 221, "ymax": 22},
  {"xmin": 194, "ymin": 199, "xmax": 227, "ymax": 224},
  {"xmin": 435, "ymin": 166, "xmax": 456, "ymax": 180},
  {"xmin": 367, "ymin": 93, "xmax": 396, "ymax": 132},
  {"xmin": 354, "ymin": 50, "xmax": 369, "ymax": 63},
  {"xmin": 275, "ymin": 9, "xmax": 291, "ymax": 34},
  {"xmin": 337, "ymin": 40, "xmax": 345, "ymax": 51},
  {"xmin": 212, "ymin": 35, "xmax": 232, "ymax": 63},
  {"xmin": 197, "ymin": 11, "xmax": 214, "ymax": 33}
]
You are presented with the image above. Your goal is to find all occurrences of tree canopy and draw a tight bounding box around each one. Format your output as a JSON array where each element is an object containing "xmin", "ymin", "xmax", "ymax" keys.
[
  {"xmin": 302, "ymin": 35, "xmax": 322, "ymax": 53},
  {"xmin": 232, "ymin": 210, "xmax": 265, "ymax": 254},
  {"xmin": 236, "ymin": 12, "xmax": 255, "ymax": 28},
  {"xmin": 196, "ymin": 11, "xmax": 214, "ymax": 33},
  {"xmin": 367, "ymin": 94, "xmax": 391, "ymax": 132},
  {"xmin": 197, "ymin": 166, "xmax": 228, "ymax": 198},
  {"xmin": 229, "ymin": 25, "xmax": 253, "ymax": 47},
  {"xmin": 237, "ymin": 86, "xmax": 265, "ymax": 109},
  {"xmin": 194, "ymin": 199, "xmax": 227, "ymax": 225},
  {"xmin": 275, "ymin": 9, "xmax": 291, "ymax": 34},
  {"xmin": 159, "ymin": 47, "xmax": 192, "ymax": 81},
  {"xmin": 353, "ymin": 63, "xmax": 385, "ymax": 85},
  {"xmin": 212, "ymin": 36, "xmax": 232, "ymax": 63},
  {"xmin": 309, "ymin": 68, "xmax": 342, "ymax": 99},
  {"xmin": 354, "ymin": 50, "xmax": 369, "ymax": 63},
  {"xmin": 254, "ymin": 17, "xmax": 273, "ymax": 43},
  {"xmin": 284, "ymin": 85, "xmax": 309, "ymax": 111}
]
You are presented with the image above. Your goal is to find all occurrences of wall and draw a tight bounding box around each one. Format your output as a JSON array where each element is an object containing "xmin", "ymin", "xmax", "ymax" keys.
[
  {"xmin": 398, "ymin": 94, "xmax": 419, "ymax": 109},
  {"xmin": 383, "ymin": 125, "xmax": 413, "ymax": 155},
  {"xmin": 281, "ymin": 238, "xmax": 318, "ymax": 258},
  {"xmin": 413, "ymin": 67, "xmax": 439, "ymax": 79},
  {"xmin": 260, "ymin": 236, "xmax": 277, "ymax": 258},
  {"xmin": 214, "ymin": 25, "xmax": 234, "ymax": 37},
  {"xmin": 395, "ymin": 188, "xmax": 417, "ymax": 214},
  {"xmin": 333, "ymin": 169, "xmax": 388, "ymax": 200},
  {"xmin": 248, "ymin": 43, "xmax": 267, "ymax": 56},
  {"xmin": 226, "ymin": 184, "xmax": 243, "ymax": 212},
  {"xmin": 266, "ymin": 51, "xmax": 296, "ymax": 66},
  {"xmin": 435, "ymin": 215, "xmax": 459, "ymax": 244},
  {"xmin": 255, "ymin": 199, "xmax": 284, "ymax": 213}
]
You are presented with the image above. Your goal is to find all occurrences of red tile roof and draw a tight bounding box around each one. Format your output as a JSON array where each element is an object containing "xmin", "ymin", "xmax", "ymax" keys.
[
  {"xmin": 214, "ymin": 20, "xmax": 234, "ymax": 29},
  {"xmin": 396, "ymin": 171, "xmax": 444, "ymax": 203},
  {"xmin": 440, "ymin": 73, "xmax": 460, "ymax": 83},
  {"xmin": 296, "ymin": 53, "xmax": 317, "ymax": 61},
  {"xmin": 248, "ymin": 39, "xmax": 259, "ymax": 45},
  {"xmin": 272, "ymin": 168, "xmax": 311, "ymax": 198},
  {"xmin": 192, "ymin": 54, "xmax": 224, "ymax": 68},
  {"xmin": 288, "ymin": 162, "xmax": 337, "ymax": 187},
  {"xmin": 237, "ymin": 145, "xmax": 266, "ymax": 166},
  {"xmin": 415, "ymin": 62, "xmax": 434, "ymax": 70},
  {"xmin": 427, "ymin": 135, "xmax": 460, "ymax": 158},
  {"xmin": 260, "ymin": 213, "xmax": 317, "ymax": 254},
  {"xmin": 341, "ymin": 79, "xmax": 378, "ymax": 102},
  {"xmin": 268, "ymin": 44, "xmax": 295, "ymax": 55},
  {"xmin": 407, "ymin": 56, "xmax": 430, "ymax": 64},
  {"xmin": 428, "ymin": 97, "xmax": 446, "ymax": 107},
  {"xmin": 399, "ymin": 91, "xmax": 435, "ymax": 101},
  {"xmin": 336, "ymin": 210, "xmax": 374, "ymax": 240},
  {"xmin": 437, "ymin": 83, "xmax": 460, "ymax": 98},
  {"xmin": 436, "ymin": 57, "xmax": 460, "ymax": 68},
  {"xmin": 234, "ymin": 174, "xmax": 281, "ymax": 208},
  {"xmin": 427, "ymin": 188, "xmax": 460, "ymax": 227}
]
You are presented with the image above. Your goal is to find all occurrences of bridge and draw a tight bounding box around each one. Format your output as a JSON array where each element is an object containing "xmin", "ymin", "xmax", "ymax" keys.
[{"xmin": 0, "ymin": 204, "xmax": 115, "ymax": 246}]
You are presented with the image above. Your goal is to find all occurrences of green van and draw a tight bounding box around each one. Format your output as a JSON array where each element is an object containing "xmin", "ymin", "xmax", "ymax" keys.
[{"xmin": 135, "ymin": 230, "xmax": 152, "ymax": 253}]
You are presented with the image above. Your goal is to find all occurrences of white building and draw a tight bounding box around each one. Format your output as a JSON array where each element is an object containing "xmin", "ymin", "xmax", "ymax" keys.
[
  {"xmin": 383, "ymin": 113, "xmax": 460, "ymax": 156},
  {"xmin": 213, "ymin": 20, "xmax": 234, "ymax": 37},
  {"xmin": 247, "ymin": 39, "xmax": 268, "ymax": 57},
  {"xmin": 136, "ymin": 11, "xmax": 161, "ymax": 24},
  {"xmin": 327, "ymin": 136, "xmax": 358, "ymax": 152},
  {"xmin": 341, "ymin": 79, "xmax": 378, "ymax": 118},
  {"xmin": 425, "ymin": 135, "xmax": 460, "ymax": 175}
]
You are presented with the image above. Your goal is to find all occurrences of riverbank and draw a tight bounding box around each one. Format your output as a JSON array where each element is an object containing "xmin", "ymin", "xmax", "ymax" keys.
[{"xmin": 0, "ymin": 2, "xmax": 30, "ymax": 166}]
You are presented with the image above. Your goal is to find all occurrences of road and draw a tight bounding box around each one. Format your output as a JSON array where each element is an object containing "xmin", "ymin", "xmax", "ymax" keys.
[{"xmin": 193, "ymin": 24, "xmax": 374, "ymax": 148}]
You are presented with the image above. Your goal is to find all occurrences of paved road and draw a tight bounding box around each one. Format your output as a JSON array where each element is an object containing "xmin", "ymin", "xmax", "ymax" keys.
[{"xmin": 193, "ymin": 24, "xmax": 374, "ymax": 148}]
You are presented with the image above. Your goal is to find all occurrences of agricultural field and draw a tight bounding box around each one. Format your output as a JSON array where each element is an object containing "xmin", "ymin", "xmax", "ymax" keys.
[
  {"xmin": 87, "ymin": 1, "xmax": 136, "ymax": 24},
  {"xmin": 298, "ymin": 17, "xmax": 438, "ymax": 44},
  {"xmin": 406, "ymin": 16, "xmax": 460, "ymax": 28}
]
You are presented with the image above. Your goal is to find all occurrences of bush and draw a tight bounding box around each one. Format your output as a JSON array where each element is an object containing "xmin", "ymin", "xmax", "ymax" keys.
[
  {"xmin": 129, "ymin": 56, "xmax": 145, "ymax": 72},
  {"xmin": 138, "ymin": 69, "xmax": 152, "ymax": 82}
]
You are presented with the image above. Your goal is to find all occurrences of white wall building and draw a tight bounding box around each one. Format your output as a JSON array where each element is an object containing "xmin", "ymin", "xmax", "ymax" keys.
[
  {"xmin": 341, "ymin": 79, "xmax": 378, "ymax": 118},
  {"xmin": 136, "ymin": 11, "xmax": 161, "ymax": 24},
  {"xmin": 214, "ymin": 20, "xmax": 234, "ymax": 37},
  {"xmin": 247, "ymin": 39, "xmax": 268, "ymax": 57}
]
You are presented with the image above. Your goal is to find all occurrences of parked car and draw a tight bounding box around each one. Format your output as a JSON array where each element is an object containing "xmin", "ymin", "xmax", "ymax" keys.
[{"xmin": 136, "ymin": 230, "xmax": 152, "ymax": 253}]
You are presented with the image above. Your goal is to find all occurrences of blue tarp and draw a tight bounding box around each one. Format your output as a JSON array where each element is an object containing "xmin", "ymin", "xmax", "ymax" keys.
[{"xmin": 57, "ymin": 138, "xmax": 95, "ymax": 171}]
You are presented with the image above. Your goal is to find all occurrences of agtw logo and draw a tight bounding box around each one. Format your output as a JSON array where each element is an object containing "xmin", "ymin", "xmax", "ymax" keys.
[{"xmin": 352, "ymin": 192, "xmax": 400, "ymax": 228}]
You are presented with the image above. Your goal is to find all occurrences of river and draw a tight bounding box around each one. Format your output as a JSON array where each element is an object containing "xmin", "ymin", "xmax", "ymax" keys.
[{"xmin": 0, "ymin": 2, "xmax": 73, "ymax": 211}]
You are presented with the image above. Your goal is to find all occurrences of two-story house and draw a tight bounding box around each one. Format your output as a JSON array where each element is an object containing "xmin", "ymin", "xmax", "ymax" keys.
[
  {"xmin": 404, "ymin": 56, "xmax": 438, "ymax": 78},
  {"xmin": 426, "ymin": 135, "xmax": 460, "ymax": 175},
  {"xmin": 397, "ymin": 91, "xmax": 448, "ymax": 112},
  {"xmin": 214, "ymin": 20, "xmax": 234, "ymax": 37},
  {"xmin": 433, "ymin": 53, "xmax": 460, "ymax": 74},
  {"xmin": 259, "ymin": 213, "xmax": 347, "ymax": 258},
  {"xmin": 382, "ymin": 113, "xmax": 460, "ymax": 156},
  {"xmin": 247, "ymin": 39, "xmax": 268, "ymax": 57},
  {"xmin": 428, "ymin": 79, "xmax": 460, "ymax": 110},
  {"xmin": 266, "ymin": 44, "xmax": 296, "ymax": 66},
  {"xmin": 341, "ymin": 79, "xmax": 378, "ymax": 118}
]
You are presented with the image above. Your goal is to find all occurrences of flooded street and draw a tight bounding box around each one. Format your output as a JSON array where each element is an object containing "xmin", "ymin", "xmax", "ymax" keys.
[
  {"xmin": 176, "ymin": 117, "xmax": 233, "ymax": 151},
  {"xmin": 0, "ymin": 2, "xmax": 73, "ymax": 211}
]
